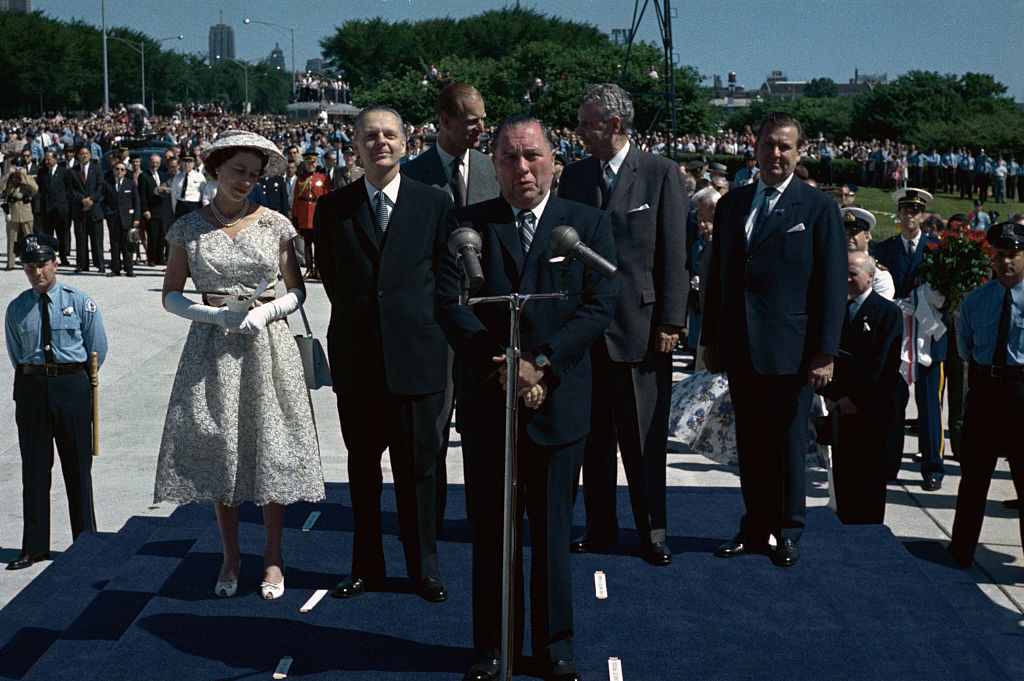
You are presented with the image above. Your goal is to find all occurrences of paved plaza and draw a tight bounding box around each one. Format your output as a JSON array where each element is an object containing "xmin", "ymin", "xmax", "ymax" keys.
[{"xmin": 0, "ymin": 261, "xmax": 1021, "ymax": 627}]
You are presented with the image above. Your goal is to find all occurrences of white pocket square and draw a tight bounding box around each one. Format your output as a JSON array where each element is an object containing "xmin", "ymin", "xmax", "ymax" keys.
[
  {"xmin": 627, "ymin": 204, "xmax": 650, "ymax": 214},
  {"xmin": 786, "ymin": 223, "xmax": 806, "ymax": 233}
]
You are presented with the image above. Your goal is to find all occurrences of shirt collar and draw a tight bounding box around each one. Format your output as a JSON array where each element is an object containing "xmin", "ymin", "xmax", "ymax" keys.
[
  {"xmin": 365, "ymin": 172, "xmax": 401, "ymax": 206},
  {"xmin": 435, "ymin": 143, "xmax": 469, "ymax": 175},
  {"xmin": 901, "ymin": 233, "xmax": 920, "ymax": 249},
  {"xmin": 755, "ymin": 172, "xmax": 795, "ymax": 199},
  {"xmin": 515, "ymin": 190, "xmax": 551, "ymax": 224},
  {"xmin": 603, "ymin": 141, "xmax": 630, "ymax": 176}
]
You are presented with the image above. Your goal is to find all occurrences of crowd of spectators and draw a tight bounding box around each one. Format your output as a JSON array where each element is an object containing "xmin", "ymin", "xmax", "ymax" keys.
[{"xmin": 295, "ymin": 74, "xmax": 352, "ymax": 104}]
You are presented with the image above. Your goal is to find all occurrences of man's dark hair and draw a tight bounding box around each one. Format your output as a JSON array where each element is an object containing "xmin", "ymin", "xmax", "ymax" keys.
[
  {"xmin": 493, "ymin": 115, "xmax": 554, "ymax": 152},
  {"xmin": 756, "ymin": 112, "xmax": 806, "ymax": 146},
  {"xmin": 435, "ymin": 82, "xmax": 482, "ymax": 119}
]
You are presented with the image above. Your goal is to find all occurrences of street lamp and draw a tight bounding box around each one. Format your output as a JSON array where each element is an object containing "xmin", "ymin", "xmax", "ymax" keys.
[
  {"xmin": 219, "ymin": 57, "xmax": 251, "ymax": 113},
  {"xmin": 108, "ymin": 34, "xmax": 183, "ymax": 109},
  {"xmin": 243, "ymin": 18, "xmax": 295, "ymax": 97}
]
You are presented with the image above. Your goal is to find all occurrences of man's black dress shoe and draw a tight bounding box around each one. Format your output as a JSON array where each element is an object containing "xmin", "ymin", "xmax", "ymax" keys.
[
  {"xmin": 5, "ymin": 552, "xmax": 51, "ymax": 571},
  {"xmin": 462, "ymin": 657, "xmax": 500, "ymax": 681},
  {"xmin": 548, "ymin": 659, "xmax": 581, "ymax": 681},
  {"xmin": 416, "ymin": 576, "xmax": 449, "ymax": 603},
  {"xmin": 922, "ymin": 476, "xmax": 942, "ymax": 491},
  {"xmin": 105, "ymin": 271, "xmax": 120, "ymax": 277},
  {"xmin": 714, "ymin": 535, "xmax": 768, "ymax": 558},
  {"xmin": 641, "ymin": 541, "xmax": 672, "ymax": 566},
  {"xmin": 126, "ymin": 272, "xmax": 136, "ymax": 278},
  {"xmin": 569, "ymin": 532, "xmax": 614, "ymax": 554},
  {"xmin": 331, "ymin": 575, "xmax": 380, "ymax": 599},
  {"xmin": 1003, "ymin": 498, "xmax": 1020, "ymax": 509},
  {"xmin": 772, "ymin": 538, "xmax": 800, "ymax": 567},
  {"xmin": 74, "ymin": 267, "xmax": 87, "ymax": 273}
]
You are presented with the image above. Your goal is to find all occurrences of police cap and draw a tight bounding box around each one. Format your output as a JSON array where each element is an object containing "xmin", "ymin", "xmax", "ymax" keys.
[
  {"xmin": 15, "ymin": 234, "xmax": 59, "ymax": 263},
  {"xmin": 892, "ymin": 187, "xmax": 933, "ymax": 208},
  {"xmin": 841, "ymin": 207, "xmax": 875, "ymax": 233},
  {"xmin": 986, "ymin": 221, "xmax": 1024, "ymax": 250}
]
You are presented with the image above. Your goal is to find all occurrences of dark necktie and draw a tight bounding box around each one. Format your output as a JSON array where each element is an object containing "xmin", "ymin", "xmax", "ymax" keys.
[
  {"xmin": 451, "ymin": 157, "xmax": 467, "ymax": 208},
  {"xmin": 518, "ymin": 210, "xmax": 536, "ymax": 256},
  {"xmin": 374, "ymin": 190, "xmax": 390, "ymax": 233},
  {"xmin": 180, "ymin": 173, "xmax": 188, "ymax": 200},
  {"xmin": 993, "ymin": 286, "xmax": 1013, "ymax": 367},
  {"xmin": 749, "ymin": 187, "xmax": 777, "ymax": 245},
  {"xmin": 600, "ymin": 162, "xmax": 615, "ymax": 208},
  {"xmin": 81, "ymin": 166, "xmax": 87, "ymax": 185},
  {"xmin": 40, "ymin": 292, "xmax": 54, "ymax": 364},
  {"xmin": 905, "ymin": 239, "xmax": 916, "ymax": 262}
]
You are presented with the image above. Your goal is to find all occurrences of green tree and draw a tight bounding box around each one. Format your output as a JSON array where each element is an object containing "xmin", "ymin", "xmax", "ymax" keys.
[{"xmin": 803, "ymin": 77, "xmax": 837, "ymax": 98}]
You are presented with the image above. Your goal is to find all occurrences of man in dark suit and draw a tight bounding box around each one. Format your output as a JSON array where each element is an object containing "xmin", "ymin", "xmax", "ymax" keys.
[
  {"xmin": 313, "ymin": 105, "xmax": 453, "ymax": 605},
  {"xmin": 257, "ymin": 173, "xmax": 291, "ymax": 217},
  {"xmin": 66, "ymin": 146, "xmax": 105, "ymax": 273},
  {"xmin": 558, "ymin": 82, "xmax": 688, "ymax": 566},
  {"xmin": 100, "ymin": 159, "xmax": 140, "ymax": 277},
  {"xmin": 820, "ymin": 248, "xmax": 902, "ymax": 524},
  {"xmin": 873, "ymin": 188, "xmax": 946, "ymax": 489},
  {"xmin": 138, "ymin": 153, "xmax": 171, "ymax": 266},
  {"xmin": 403, "ymin": 81, "xmax": 501, "ymax": 532},
  {"xmin": 322, "ymin": 150, "xmax": 346, "ymax": 190},
  {"xmin": 437, "ymin": 115, "xmax": 618, "ymax": 681},
  {"xmin": 702, "ymin": 112, "xmax": 846, "ymax": 567},
  {"xmin": 402, "ymin": 82, "xmax": 500, "ymax": 208},
  {"xmin": 37, "ymin": 152, "xmax": 71, "ymax": 266}
]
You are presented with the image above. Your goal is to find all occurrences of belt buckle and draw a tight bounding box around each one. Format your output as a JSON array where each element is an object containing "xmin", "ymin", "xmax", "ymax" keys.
[
  {"xmin": 44, "ymin": 363, "xmax": 59, "ymax": 377},
  {"xmin": 990, "ymin": 365, "xmax": 1006, "ymax": 379}
]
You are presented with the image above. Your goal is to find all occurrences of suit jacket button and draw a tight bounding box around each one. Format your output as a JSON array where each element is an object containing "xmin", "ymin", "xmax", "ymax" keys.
[{"xmin": 377, "ymin": 290, "xmax": 384, "ymax": 297}]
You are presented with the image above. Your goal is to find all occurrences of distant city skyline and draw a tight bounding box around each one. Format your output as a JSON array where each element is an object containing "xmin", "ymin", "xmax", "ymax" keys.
[{"xmin": 31, "ymin": 0, "xmax": 1024, "ymax": 100}]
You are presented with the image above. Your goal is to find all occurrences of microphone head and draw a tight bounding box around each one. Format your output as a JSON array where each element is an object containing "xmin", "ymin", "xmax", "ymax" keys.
[
  {"xmin": 448, "ymin": 227, "xmax": 482, "ymax": 256},
  {"xmin": 548, "ymin": 225, "xmax": 580, "ymax": 257}
]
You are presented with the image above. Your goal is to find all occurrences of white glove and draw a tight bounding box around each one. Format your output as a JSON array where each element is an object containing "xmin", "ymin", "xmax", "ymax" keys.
[
  {"xmin": 237, "ymin": 288, "xmax": 305, "ymax": 335},
  {"xmin": 895, "ymin": 298, "xmax": 915, "ymax": 316},
  {"xmin": 164, "ymin": 290, "xmax": 246, "ymax": 333}
]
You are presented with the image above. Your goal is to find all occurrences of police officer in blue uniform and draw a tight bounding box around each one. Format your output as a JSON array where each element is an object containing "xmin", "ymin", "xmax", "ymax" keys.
[
  {"xmin": 4, "ymin": 234, "xmax": 107, "ymax": 570},
  {"xmin": 947, "ymin": 222, "xmax": 1024, "ymax": 568}
]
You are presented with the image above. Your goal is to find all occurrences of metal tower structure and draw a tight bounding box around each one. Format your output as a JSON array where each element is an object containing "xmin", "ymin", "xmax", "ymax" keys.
[{"xmin": 619, "ymin": 0, "xmax": 678, "ymax": 158}]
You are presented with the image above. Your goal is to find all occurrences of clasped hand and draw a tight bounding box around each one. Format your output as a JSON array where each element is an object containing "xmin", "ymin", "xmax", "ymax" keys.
[{"xmin": 493, "ymin": 353, "xmax": 547, "ymax": 409}]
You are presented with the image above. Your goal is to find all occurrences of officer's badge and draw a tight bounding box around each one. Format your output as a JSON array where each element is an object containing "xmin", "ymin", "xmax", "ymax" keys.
[
  {"xmin": 85, "ymin": 299, "xmax": 97, "ymax": 313},
  {"xmin": 24, "ymin": 236, "xmax": 39, "ymax": 253},
  {"xmin": 62, "ymin": 306, "xmax": 74, "ymax": 316},
  {"xmin": 315, "ymin": 180, "xmax": 323, "ymax": 187},
  {"xmin": 1004, "ymin": 224, "xmax": 1017, "ymax": 241}
]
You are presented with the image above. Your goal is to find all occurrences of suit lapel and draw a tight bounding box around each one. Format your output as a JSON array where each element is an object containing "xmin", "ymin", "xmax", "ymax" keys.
[
  {"xmin": 492, "ymin": 200, "xmax": 525, "ymax": 274},
  {"xmin": 352, "ymin": 182, "xmax": 380, "ymax": 251},
  {"xmin": 606, "ymin": 146, "xmax": 639, "ymax": 213},
  {"xmin": 748, "ymin": 179, "xmax": 803, "ymax": 253}
]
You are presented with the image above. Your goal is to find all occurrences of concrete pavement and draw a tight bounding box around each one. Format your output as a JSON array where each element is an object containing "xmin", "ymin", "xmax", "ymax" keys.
[{"xmin": 0, "ymin": 261, "xmax": 1021, "ymax": 627}]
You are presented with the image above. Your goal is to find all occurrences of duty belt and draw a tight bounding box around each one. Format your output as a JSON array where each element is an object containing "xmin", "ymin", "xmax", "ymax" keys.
[{"xmin": 18, "ymin": 362, "xmax": 86, "ymax": 377}]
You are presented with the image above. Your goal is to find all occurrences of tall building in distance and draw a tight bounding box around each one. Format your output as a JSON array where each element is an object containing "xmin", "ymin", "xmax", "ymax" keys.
[
  {"xmin": 209, "ymin": 23, "xmax": 235, "ymax": 66},
  {"xmin": 269, "ymin": 43, "xmax": 286, "ymax": 71},
  {"xmin": 305, "ymin": 58, "xmax": 326, "ymax": 75},
  {"xmin": 0, "ymin": 0, "xmax": 33, "ymax": 12}
]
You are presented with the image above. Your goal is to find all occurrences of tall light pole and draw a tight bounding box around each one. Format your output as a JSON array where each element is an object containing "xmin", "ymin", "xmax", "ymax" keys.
[
  {"xmin": 243, "ymin": 18, "xmax": 295, "ymax": 97},
  {"xmin": 102, "ymin": 0, "xmax": 109, "ymax": 113},
  {"xmin": 107, "ymin": 31, "xmax": 183, "ymax": 111},
  {"xmin": 219, "ymin": 57, "xmax": 251, "ymax": 113}
]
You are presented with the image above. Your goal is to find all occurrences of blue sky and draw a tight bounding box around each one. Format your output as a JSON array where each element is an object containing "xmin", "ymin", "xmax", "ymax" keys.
[{"xmin": 35, "ymin": 0, "xmax": 1024, "ymax": 100}]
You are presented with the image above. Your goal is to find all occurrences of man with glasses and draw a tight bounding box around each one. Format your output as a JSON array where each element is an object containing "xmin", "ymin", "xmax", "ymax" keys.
[
  {"xmin": 100, "ymin": 161, "xmax": 140, "ymax": 277},
  {"xmin": 840, "ymin": 183, "xmax": 858, "ymax": 208},
  {"xmin": 875, "ymin": 188, "xmax": 946, "ymax": 489}
]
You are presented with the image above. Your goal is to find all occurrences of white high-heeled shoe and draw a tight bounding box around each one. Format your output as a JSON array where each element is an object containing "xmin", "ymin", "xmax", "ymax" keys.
[
  {"xmin": 214, "ymin": 559, "xmax": 240, "ymax": 598},
  {"xmin": 260, "ymin": 578, "xmax": 285, "ymax": 600}
]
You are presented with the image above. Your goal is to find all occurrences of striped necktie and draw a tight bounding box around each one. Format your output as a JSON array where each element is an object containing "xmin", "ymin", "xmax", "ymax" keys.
[
  {"xmin": 374, "ymin": 190, "xmax": 391, "ymax": 233},
  {"xmin": 518, "ymin": 210, "xmax": 536, "ymax": 256}
]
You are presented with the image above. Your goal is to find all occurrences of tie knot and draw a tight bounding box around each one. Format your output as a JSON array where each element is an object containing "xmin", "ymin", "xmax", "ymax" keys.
[
  {"xmin": 518, "ymin": 210, "xmax": 535, "ymax": 225},
  {"xmin": 39, "ymin": 292, "xmax": 49, "ymax": 303}
]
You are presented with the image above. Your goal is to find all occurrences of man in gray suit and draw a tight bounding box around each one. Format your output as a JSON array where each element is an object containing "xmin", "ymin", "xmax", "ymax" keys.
[
  {"xmin": 403, "ymin": 81, "xmax": 500, "ymax": 533},
  {"xmin": 559, "ymin": 83, "xmax": 689, "ymax": 566},
  {"xmin": 402, "ymin": 82, "xmax": 499, "ymax": 208}
]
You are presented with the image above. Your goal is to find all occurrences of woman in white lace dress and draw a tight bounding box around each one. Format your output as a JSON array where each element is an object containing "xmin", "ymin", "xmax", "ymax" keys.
[{"xmin": 154, "ymin": 131, "xmax": 324, "ymax": 600}]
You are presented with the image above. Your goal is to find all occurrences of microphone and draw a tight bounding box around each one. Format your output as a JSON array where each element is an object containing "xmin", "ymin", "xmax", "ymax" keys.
[
  {"xmin": 447, "ymin": 227, "xmax": 485, "ymax": 291},
  {"xmin": 548, "ymin": 225, "xmax": 617, "ymax": 279}
]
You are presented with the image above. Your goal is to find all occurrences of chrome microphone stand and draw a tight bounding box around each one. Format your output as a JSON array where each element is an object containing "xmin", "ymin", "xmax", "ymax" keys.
[{"xmin": 461, "ymin": 258, "xmax": 569, "ymax": 681}]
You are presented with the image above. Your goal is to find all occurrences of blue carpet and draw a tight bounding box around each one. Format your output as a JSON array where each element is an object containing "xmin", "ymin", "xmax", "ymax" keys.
[{"xmin": 1, "ymin": 484, "xmax": 1022, "ymax": 680}]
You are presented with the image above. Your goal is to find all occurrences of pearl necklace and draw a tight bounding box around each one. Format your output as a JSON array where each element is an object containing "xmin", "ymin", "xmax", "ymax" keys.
[{"xmin": 211, "ymin": 198, "xmax": 249, "ymax": 227}]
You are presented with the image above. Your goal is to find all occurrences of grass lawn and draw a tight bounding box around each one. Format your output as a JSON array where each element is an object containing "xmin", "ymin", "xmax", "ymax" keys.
[{"xmin": 844, "ymin": 187, "xmax": 1024, "ymax": 240}]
